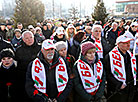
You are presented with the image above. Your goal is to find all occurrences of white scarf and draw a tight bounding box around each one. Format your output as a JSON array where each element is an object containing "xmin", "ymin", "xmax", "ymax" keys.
[
  {"xmin": 91, "ymin": 35, "xmax": 103, "ymax": 58},
  {"xmin": 109, "ymin": 47, "xmax": 137, "ymax": 85},
  {"xmin": 32, "ymin": 57, "xmax": 68, "ymax": 94},
  {"xmin": 77, "ymin": 59, "xmax": 103, "ymax": 95}
]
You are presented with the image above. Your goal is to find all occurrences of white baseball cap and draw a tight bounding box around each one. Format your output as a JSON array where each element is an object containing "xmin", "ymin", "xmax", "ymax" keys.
[
  {"xmin": 116, "ymin": 35, "xmax": 133, "ymax": 44},
  {"xmin": 56, "ymin": 27, "xmax": 65, "ymax": 35},
  {"xmin": 42, "ymin": 39, "xmax": 56, "ymax": 50},
  {"xmin": 28, "ymin": 25, "xmax": 34, "ymax": 29}
]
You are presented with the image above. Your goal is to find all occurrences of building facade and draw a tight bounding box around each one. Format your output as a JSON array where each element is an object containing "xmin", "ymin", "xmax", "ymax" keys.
[{"xmin": 116, "ymin": 0, "xmax": 138, "ymax": 14}]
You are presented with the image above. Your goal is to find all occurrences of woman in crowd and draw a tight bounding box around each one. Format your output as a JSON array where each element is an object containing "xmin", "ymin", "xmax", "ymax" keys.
[{"xmin": 73, "ymin": 41, "xmax": 106, "ymax": 102}]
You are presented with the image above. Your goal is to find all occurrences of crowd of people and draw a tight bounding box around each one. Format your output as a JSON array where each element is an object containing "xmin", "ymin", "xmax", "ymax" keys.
[{"xmin": 0, "ymin": 17, "xmax": 138, "ymax": 102}]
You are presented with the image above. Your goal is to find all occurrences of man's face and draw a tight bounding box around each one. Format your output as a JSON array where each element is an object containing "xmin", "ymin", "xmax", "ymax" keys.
[
  {"xmin": 15, "ymin": 32, "xmax": 21, "ymax": 38},
  {"xmin": 112, "ymin": 23, "xmax": 118, "ymax": 31},
  {"xmin": 131, "ymin": 25, "xmax": 137, "ymax": 32},
  {"xmin": 1, "ymin": 57, "xmax": 13, "ymax": 67},
  {"xmin": 17, "ymin": 24, "xmax": 23, "ymax": 30},
  {"xmin": 86, "ymin": 27, "xmax": 92, "ymax": 34},
  {"xmin": 42, "ymin": 48, "xmax": 55, "ymax": 60},
  {"xmin": 43, "ymin": 26, "xmax": 47, "ymax": 30},
  {"xmin": 118, "ymin": 41, "xmax": 130, "ymax": 52},
  {"xmin": 22, "ymin": 33, "xmax": 34, "ymax": 46},
  {"xmin": 93, "ymin": 27, "xmax": 101, "ymax": 40},
  {"xmin": 58, "ymin": 48, "xmax": 67, "ymax": 58}
]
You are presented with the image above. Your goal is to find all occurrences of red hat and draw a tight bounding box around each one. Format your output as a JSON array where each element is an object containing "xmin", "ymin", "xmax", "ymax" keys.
[{"xmin": 81, "ymin": 41, "xmax": 96, "ymax": 56}]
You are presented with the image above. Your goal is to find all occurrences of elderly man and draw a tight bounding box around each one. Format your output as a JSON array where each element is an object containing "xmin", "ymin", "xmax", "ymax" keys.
[
  {"xmin": 15, "ymin": 31, "xmax": 41, "ymax": 102},
  {"xmin": 83, "ymin": 24, "xmax": 110, "ymax": 60},
  {"xmin": 25, "ymin": 39, "xmax": 72, "ymax": 102},
  {"xmin": 105, "ymin": 35, "xmax": 136, "ymax": 102}
]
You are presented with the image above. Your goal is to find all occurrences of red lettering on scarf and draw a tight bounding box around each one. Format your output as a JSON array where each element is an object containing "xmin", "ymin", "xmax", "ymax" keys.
[
  {"xmin": 132, "ymin": 59, "xmax": 136, "ymax": 64},
  {"xmin": 96, "ymin": 61, "xmax": 102, "ymax": 73},
  {"xmin": 113, "ymin": 60, "xmax": 122, "ymax": 67},
  {"xmin": 35, "ymin": 66, "xmax": 42, "ymax": 73},
  {"xmin": 95, "ymin": 40, "xmax": 100, "ymax": 43},
  {"xmin": 134, "ymin": 67, "xmax": 137, "ymax": 72},
  {"xmin": 79, "ymin": 64, "xmax": 89, "ymax": 70},
  {"xmin": 114, "ymin": 68, "xmax": 123, "ymax": 77},
  {"xmin": 58, "ymin": 66, "xmax": 65, "ymax": 71},
  {"xmin": 81, "ymin": 71, "xmax": 91, "ymax": 77},
  {"xmin": 85, "ymin": 79, "xmax": 94, "ymax": 86},
  {"xmin": 59, "ymin": 74, "xmax": 67, "ymax": 82},
  {"xmin": 35, "ymin": 60, "xmax": 42, "ymax": 67},
  {"xmin": 112, "ymin": 54, "xmax": 121, "ymax": 61},
  {"xmin": 59, "ymin": 58, "xmax": 63, "ymax": 64},
  {"xmin": 97, "ymin": 66, "xmax": 102, "ymax": 73},
  {"xmin": 95, "ymin": 44, "xmax": 101, "ymax": 50},
  {"xmin": 35, "ymin": 76, "xmax": 43, "ymax": 86},
  {"xmin": 112, "ymin": 50, "xmax": 120, "ymax": 55}
]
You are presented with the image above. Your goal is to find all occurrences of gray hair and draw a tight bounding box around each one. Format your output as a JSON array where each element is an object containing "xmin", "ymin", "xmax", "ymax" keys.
[
  {"xmin": 22, "ymin": 30, "xmax": 34, "ymax": 38},
  {"xmin": 111, "ymin": 22, "xmax": 118, "ymax": 27},
  {"xmin": 92, "ymin": 25, "xmax": 102, "ymax": 32}
]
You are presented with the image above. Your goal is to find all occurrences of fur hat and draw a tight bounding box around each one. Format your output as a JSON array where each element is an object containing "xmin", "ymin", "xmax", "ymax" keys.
[
  {"xmin": 55, "ymin": 41, "xmax": 66, "ymax": 51},
  {"xmin": 81, "ymin": 41, "xmax": 96, "ymax": 56},
  {"xmin": 0, "ymin": 48, "xmax": 15, "ymax": 60}
]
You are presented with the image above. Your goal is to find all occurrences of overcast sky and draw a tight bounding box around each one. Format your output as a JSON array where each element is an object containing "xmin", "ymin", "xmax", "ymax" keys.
[{"xmin": 0, "ymin": 0, "xmax": 116, "ymax": 13}]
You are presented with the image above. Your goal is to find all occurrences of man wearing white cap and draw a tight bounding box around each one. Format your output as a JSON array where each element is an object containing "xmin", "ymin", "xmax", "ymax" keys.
[
  {"xmin": 105, "ymin": 35, "xmax": 137, "ymax": 102},
  {"xmin": 25, "ymin": 39, "xmax": 72, "ymax": 102}
]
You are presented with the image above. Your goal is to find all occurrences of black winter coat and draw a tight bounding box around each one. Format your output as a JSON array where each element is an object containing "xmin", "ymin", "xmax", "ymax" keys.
[
  {"xmin": 0, "ymin": 61, "xmax": 17, "ymax": 102},
  {"xmin": 15, "ymin": 40, "xmax": 41, "ymax": 102},
  {"xmin": 0, "ymin": 39, "xmax": 14, "ymax": 52},
  {"xmin": 105, "ymin": 49, "xmax": 136, "ymax": 102},
  {"xmin": 25, "ymin": 51, "xmax": 73, "ymax": 102},
  {"xmin": 106, "ymin": 28, "xmax": 119, "ymax": 49},
  {"xmin": 70, "ymin": 39, "xmax": 81, "ymax": 61}
]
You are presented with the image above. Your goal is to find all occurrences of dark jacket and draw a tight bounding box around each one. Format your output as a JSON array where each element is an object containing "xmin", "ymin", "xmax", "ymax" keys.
[
  {"xmin": 11, "ymin": 36, "xmax": 22, "ymax": 49},
  {"xmin": 105, "ymin": 48, "xmax": 136, "ymax": 102},
  {"xmin": 106, "ymin": 28, "xmax": 120, "ymax": 49},
  {"xmin": 70, "ymin": 39, "xmax": 81, "ymax": 61},
  {"xmin": 73, "ymin": 54, "xmax": 106, "ymax": 102},
  {"xmin": 34, "ymin": 33, "xmax": 44, "ymax": 43},
  {"xmin": 0, "ymin": 38, "xmax": 14, "ymax": 52},
  {"xmin": 42, "ymin": 28, "xmax": 52, "ymax": 39},
  {"xmin": 0, "ymin": 61, "xmax": 17, "ymax": 102},
  {"xmin": 0, "ymin": 28, "xmax": 7, "ymax": 40},
  {"xmin": 25, "ymin": 51, "xmax": 73, "ymax": 102},
  {"xmin": 15, "ymin": 39, "xmax": 41, "ymax": 102}
]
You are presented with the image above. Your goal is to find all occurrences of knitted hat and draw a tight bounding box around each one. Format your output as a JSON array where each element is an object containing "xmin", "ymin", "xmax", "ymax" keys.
[
  {"xmin": 0, "ymin": 48, "xmax": 15, "ymax": 60},
  {"xmin": 55, "ymin": 41, "xmax": 66, "ymax": 51},
  {"xmin": 81, "ymin": 41, "xmax": 96, "ymax": 56}
]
